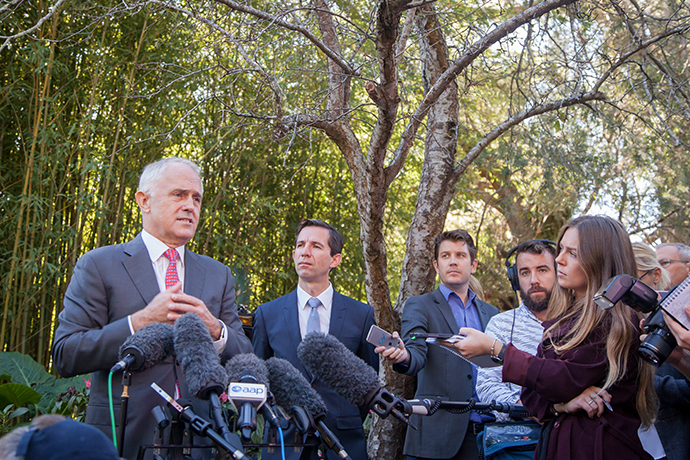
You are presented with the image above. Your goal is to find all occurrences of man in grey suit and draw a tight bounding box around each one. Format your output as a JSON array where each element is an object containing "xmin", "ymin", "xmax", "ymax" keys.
[
  {"xmin": 252, "ymin": 219, "xmax": 378, "ymax": 460},
  {"xmin": 53, "ymin": 157, "xmax": 252, "ymax": 460},
  {"xmin": 377, "ymin": 229, "xmax": 499, "ymax": 459}
]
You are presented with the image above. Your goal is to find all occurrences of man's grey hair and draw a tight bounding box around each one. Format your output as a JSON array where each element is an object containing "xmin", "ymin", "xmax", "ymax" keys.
[
  {"xmin": 138, "ymin": 157, "xmax": 203, "ymax": 196},
  {"xmin": 656, "ymin": 242, "xmax": 690, "ymax": 260}
]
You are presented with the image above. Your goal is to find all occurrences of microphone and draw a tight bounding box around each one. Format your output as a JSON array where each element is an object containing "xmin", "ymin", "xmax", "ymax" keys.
[
  {"xmin": 297, "ymin": 332, "xmax": 414, "ymax": 428},
  {"xmin": 111, "ymin": 323, "xmax": 175, "ymax": 373},
  {"xmin": 265, "ymin": 357, "xmax": 352, "ymax": 460},
  {"xmin": 174, "ymin": 313, "xmax": 240, "ymax": 450},
  {"xmin": 174, "ymin": 313, "xmax": 228, "ymax": 399},
  {"xmin": 225, "ymin": 353, "xmax": 279, "ymax": 440}
]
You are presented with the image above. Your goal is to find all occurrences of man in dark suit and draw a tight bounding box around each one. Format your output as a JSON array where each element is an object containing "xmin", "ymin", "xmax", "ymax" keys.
[
  {"xmin": 53, "ymin": 157, "xmax": 252, "ymax": 460},
  {"xmin": 252, "ymin": 219, "xmax": 378, "ymax": 460},
  {"xmin": 377, "ymin": 229, "xmax": 499, "ymax": 460}
]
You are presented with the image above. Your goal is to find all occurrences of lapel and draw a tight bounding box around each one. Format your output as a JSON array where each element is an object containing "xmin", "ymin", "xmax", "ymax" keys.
[
  {"xmin": 122, "ymin": 234, "xmax": 160, "ymax": 306},
  {"xmin": 475, "ymin": 299, "xmax": 493, "ymax": 330},
  {"xmin": 184, "ymin": 250, "xmax": 205, "ymax": 298},
  {"xmin": 283, "ymin": 290, "xmax": 303, "ymax": 360},
  {"xmin": 328, "ymin": 291, "xmax": 346, "ymax": 338},
  {"xmin": 432, "ymin": 288, "xmax": 460, "ymax": 332}
]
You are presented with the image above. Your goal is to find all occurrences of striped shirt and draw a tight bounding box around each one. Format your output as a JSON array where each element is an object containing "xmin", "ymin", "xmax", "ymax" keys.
[{"xmin": 476, "ymin": 303, "xmax": 544, "ymax": 421}]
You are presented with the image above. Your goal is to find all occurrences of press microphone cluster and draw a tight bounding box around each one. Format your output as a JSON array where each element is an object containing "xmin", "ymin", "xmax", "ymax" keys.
[{"xmin": 111, "ymin": 322, "xmax": 175, "ymax": 373}]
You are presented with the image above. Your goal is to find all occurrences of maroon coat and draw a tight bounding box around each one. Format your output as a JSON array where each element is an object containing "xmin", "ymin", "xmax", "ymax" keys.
[{"xmin": 502, "ymin": 315, "xmax": 652, "ymax": 460}]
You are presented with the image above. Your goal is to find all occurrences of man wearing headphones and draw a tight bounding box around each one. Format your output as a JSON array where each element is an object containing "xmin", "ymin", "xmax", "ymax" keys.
[{"xmin": 476, "ymin": 239, "xmax": 556, "ymax": 419}]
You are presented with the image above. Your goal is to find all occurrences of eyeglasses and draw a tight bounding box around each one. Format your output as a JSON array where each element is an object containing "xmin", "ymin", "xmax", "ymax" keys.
[
  {"xmin": 639, "ymin": 269, "xmax": 655, "ymax": 280},
  {"xmin": 657, "ymin": 258, "xmax": 690, "ymax": 268}
]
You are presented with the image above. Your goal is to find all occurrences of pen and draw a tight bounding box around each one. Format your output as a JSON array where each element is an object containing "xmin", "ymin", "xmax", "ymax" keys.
[{"xmin": 593, "ymin": 389, "xmax": 613, "ymax": 412}]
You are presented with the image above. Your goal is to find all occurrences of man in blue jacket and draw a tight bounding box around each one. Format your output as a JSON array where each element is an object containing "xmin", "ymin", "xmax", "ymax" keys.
[{"xmin": 252, "ymin": 219, "xmax": 378, "ymax": 460}]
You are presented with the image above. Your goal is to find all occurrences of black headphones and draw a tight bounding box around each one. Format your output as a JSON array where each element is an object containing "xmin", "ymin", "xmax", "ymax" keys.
[{"xmin": 505, "ymin": 239, "xmax": 557, "ymax": 292}]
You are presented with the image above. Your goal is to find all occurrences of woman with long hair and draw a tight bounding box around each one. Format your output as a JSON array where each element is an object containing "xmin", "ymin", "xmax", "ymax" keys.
[{"xmin": 454, "ymin": 215, "xmax": 657, "ymax": 460}]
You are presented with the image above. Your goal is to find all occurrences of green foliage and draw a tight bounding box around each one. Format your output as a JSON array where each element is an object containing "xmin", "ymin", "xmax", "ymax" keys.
[
  {"xmin": 0, "ymin": 352, "xmax": 90, "ymax": 432},
  {"xmin": 0, "ymin": 384, "xmax": 42, "ymax": 412},
  {"xmin": 3, "ymin": 0, "xmax": 690, "ymax": 364},
  {"xmin": 0, "ymin": 404, "xmax": 30, "ymax": 436}
]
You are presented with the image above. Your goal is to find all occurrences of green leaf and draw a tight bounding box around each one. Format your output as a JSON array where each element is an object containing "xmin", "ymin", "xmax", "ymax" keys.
[
  {"xmin": 0, "ymin": 353, "xmax": 54, "ymax": 388},
  {"xmin": 9, "ymin": 407, "xmax": 29, "ymax": 419},
  {"xmin": 0, "ymin": 383, "xmax": 42, "ymax": 409}
]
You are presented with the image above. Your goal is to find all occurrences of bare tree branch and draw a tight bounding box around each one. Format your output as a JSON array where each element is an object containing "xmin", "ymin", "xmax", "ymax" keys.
[
  {"xmin": 210, "ymin": 0, "xmax": 357, "ymax": 75},
  {"xmin": 386, "ymin": 0, "xmax": 578, "ymax": 184},
  {"xmin": 0, "ymin": 0, "xmax": 68, "ymax": 52},
  {"xmin": 453, "ymin": 91, "xmax": 607, "ymax": 179}
]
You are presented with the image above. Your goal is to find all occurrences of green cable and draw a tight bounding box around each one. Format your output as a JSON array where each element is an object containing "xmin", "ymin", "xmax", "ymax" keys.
[{"xmin": 108, "ymin": 371, "xmax": 117, "ymax": 449}]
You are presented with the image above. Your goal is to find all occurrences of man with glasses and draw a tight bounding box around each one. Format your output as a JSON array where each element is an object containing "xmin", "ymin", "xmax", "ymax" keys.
[{"xmin": 656, "ymin": 243, "xmax": 690, "ymax": 287}]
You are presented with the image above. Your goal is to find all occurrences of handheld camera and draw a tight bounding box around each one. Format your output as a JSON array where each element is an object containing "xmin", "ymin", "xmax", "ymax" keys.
[{"xmin": 594, "ymin": 274, "xmax": 677, "ymax": 366}]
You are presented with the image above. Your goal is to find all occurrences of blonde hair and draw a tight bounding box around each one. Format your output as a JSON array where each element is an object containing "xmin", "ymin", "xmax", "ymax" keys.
[
  {"xmin": 469, "ymin": 275, "xmax": 485, "ymax": 301},
  {"xmin": 632, "ymin": 241, "xmax": 671, "ymax": 291},
  {"xmin": 545, "ymin": 216, "xmax": 657, "ymax": 426}
]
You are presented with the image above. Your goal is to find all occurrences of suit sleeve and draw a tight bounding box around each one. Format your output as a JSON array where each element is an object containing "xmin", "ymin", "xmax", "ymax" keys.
[
  {"xmin": 251, "ymin": 305, "xmax": 273, "ymax": 360},
  {"xmin": 53, "ymin": 252, "xmax": 132, "ymax": 377},
  {"xmin": 394, "ymin": 297, "xmax": 430, "ymax": 376},
  {"xmin": 217, "ymin": 264, "xmax": 253, "ymax": 362},
  {"xmin": 655, "ymin": 364, "xmax": 690, "ymax": 409}
]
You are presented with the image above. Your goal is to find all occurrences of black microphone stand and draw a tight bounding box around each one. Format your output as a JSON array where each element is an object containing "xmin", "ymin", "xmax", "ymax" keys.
[
  {"xmin": 289, "ymin": 406, "xmax": 352, "ymax": 460},
  {"xmin": 118, "ymin": 370, "xmax": 132, "ymax": 457},
  {"xmin": 208, "ymin": 392, "xmax": 237, "ymax": 444},
  {"xmin": 408, "ymin": 398, "xmax": 531, "ymax": 419},
  {"xmin": 150, "ymin": 383, "xmax": 249, "ymax": 460}
]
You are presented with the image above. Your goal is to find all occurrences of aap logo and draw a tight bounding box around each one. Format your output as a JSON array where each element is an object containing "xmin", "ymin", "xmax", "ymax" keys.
[{"xmin": 231, "ymin": 385, "xmax": 265, "ymax": 396}]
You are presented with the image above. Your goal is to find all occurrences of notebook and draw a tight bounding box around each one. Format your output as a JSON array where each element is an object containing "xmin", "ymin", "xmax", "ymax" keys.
[{"xmin": 660, "ymin": 275, "xmax": 690, "ymax": 330}]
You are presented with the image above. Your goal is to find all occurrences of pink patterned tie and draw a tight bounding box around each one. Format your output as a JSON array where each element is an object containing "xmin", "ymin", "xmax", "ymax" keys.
[{"xmin": 163, "ymin": 249, "xmax": 180, "ymax": 289}]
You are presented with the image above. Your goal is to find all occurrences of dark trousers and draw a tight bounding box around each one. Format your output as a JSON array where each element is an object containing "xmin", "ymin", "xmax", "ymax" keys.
[{"xmin": 408, "ymin": 423, "xmax": 481, "ymax": 460}]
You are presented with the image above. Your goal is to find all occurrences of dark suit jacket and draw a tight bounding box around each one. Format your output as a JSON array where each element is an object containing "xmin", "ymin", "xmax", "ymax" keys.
[
  {"xmin": 252, "ymin": 289, "xmax": 378, "ymax": 460},
  {"xmin": 53, "ymin": 234, "xmax": 252, "ymax": 460},
  {"xmin": 394, "ymin": 288, "xmax": 499, "ymax": 458},
  {"xmin": 654, "ymin": 363, "xmax": 690, "ymax": 460}
]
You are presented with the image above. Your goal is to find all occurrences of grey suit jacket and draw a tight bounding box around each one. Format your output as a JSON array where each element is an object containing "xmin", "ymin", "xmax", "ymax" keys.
[
  {"xmin": 252, "ymin": 289, "xmax": 378, "ymax": 460},
  {"xmin": 394, "ymin": 288, "xmax": 499, "ymax": 458},
  {"xmin": 53, "ymin": 234, "xmax": 252, "ymax": 460}
]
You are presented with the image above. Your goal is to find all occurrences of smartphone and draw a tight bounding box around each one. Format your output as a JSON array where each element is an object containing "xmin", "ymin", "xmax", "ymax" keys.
[
  {"xmin": 366, "ymin": 325, "xmax": 400, "ymax": 349},
  {"xmin": 410, "ymin": 332, "xmax": 466, "ymax": 343}
]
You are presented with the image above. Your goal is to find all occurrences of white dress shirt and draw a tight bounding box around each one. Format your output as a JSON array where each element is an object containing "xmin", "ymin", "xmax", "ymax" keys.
[
  {"xmin": 297, "ymin": 283, "xmax": 334, "ymax": 339},
  {"xmin": 127, "ymin": 230, "xmax": 227, "ymax": 352}
]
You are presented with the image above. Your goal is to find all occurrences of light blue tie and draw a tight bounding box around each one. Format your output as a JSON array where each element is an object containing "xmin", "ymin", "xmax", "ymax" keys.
[{"xmin": 307, "ymin": 297, "xmax": 322, "ymax": 334}]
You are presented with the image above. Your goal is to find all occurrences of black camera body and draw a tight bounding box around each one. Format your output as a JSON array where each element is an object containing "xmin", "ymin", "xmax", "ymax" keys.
[{"xmin": 594, "ymin": 274, "xmax": 677, "ymax": 366}]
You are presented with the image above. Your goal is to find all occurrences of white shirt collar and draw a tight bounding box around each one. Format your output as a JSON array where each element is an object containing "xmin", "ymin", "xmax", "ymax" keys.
[
  {"xmin": 297, "ymin": 283, "xmax": 334, "ymax": 311},
  {"xmin": 141, "ymin": 230, "xmax": 186, "ymax": 265}
]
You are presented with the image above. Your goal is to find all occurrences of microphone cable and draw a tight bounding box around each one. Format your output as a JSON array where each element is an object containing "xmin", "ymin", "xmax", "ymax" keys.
[
  {"xmin": 108, "ymin": 371, "xmax": 117, "ymax": 448},
  {"xmin": 278, "ymin": 425, "xmax": 285, "ymax": 460}
]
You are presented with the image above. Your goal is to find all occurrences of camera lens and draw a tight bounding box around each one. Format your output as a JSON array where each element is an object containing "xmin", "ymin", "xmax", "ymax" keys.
[{"xmin": 639, "ymin": 329, "xmax": 676, "ymax": 366}]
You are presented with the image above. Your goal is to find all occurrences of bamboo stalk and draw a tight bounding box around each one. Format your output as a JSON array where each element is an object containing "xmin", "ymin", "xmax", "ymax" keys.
[{"xmin": 97, "ymin": 14, "xmax": 150, "ymax": 247}]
